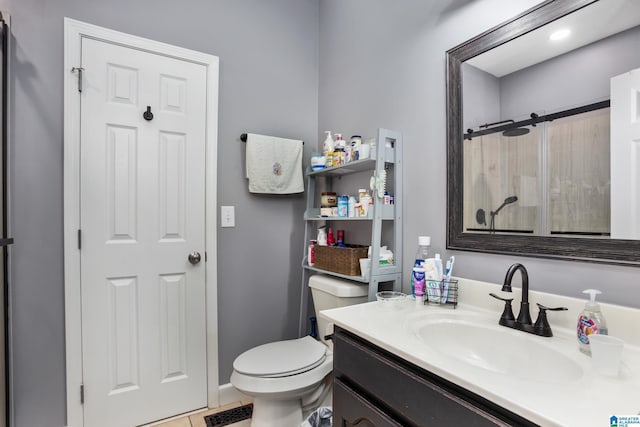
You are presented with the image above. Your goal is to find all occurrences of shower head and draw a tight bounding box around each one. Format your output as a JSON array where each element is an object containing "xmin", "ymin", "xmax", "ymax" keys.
[
  {"xmin": 488, "ymin": 196, "xmax": 518, "ymax": 232},
  {"xmin": 502, "ymin": 127, "xmax": 530, "ymax": 137}
]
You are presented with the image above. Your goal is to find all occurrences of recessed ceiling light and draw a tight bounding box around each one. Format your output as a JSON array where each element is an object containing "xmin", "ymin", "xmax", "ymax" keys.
[{"xmin": 549, "ymin": 29, "xmax": 571, "ymax": 41}]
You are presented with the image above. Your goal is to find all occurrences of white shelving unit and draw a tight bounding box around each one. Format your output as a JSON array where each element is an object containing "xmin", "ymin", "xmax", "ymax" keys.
[{"xmin": 298, "ymin": 128, "xmax": 403, "ymax": 336}]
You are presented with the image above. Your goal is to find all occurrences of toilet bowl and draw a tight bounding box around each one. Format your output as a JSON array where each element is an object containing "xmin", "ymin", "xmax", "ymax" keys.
[{"xmin": 230, "ymin": 275, "xmax": 368, "ymax": 427}]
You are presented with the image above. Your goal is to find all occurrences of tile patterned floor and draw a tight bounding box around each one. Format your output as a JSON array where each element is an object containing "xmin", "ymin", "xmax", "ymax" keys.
[{"xmin": 142, "ymin": 400, "xmax": 253, "ymax": 427}]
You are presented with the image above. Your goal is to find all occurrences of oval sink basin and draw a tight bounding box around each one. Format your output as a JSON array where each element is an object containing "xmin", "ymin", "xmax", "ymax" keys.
[{"xmin": 410, "ymin": 314, "xmax": 584, "ymax": 383}]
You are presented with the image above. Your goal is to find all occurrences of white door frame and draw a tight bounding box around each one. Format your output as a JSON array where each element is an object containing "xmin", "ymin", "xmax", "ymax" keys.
[{"xmin": 63, "ymin": 18, "xmax": 219, "ymax": 427}]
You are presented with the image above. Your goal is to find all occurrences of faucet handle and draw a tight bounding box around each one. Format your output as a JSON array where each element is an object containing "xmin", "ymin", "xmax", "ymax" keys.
[
  {"xmin": 533, "ymin": 303, "xmax": 568, "ymax": 337},
  {"xmin": 489, "ymin": 293, "xmax": 515, "ymax": 325},
  {"xmin": 489, "ymin": 292, "xmax": 513, "ymax": 302},
  {"xmin": 536, "ymin": 303, "xmax": 568, "ymax": 312}
]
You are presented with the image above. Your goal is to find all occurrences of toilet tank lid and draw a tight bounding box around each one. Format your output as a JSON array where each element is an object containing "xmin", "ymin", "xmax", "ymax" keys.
[{"xmin": 308, "ymin": 275, "xmax": 368, "ymax": 297}]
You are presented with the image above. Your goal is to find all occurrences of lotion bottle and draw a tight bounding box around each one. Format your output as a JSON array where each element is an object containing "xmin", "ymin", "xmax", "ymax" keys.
[
  {"xmin": 577, "ymin": 289, "xmax": 608, "ymax": 355},
  {"xmin": 322, "ymin": 131, "xmax": 334, "ymax": 154}
]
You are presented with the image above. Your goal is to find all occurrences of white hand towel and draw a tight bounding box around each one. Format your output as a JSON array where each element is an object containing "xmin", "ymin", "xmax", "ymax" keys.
[{"xmin": 245, "ymin": 133, "xmax": 304, "ymax": 194}]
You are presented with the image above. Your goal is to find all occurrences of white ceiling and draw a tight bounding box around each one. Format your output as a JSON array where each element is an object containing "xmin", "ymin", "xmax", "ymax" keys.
[{"xmin": 466, "ymin": 0, "xmax": 640, "ymax": 78}]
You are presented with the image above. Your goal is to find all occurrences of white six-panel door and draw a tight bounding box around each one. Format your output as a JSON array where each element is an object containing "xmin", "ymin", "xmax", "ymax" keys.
[
  {"xmin": 611, "ymin": 67, "xmax": 640, "ymax": 239},
  {"xmin": 80, "ymin": 37, "xmax": 208, "ymax": 427}
]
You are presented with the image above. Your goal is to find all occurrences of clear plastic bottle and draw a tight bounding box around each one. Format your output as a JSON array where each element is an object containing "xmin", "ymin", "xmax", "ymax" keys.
[
  {"xmin": 577, "ymin": 289, "xmax": 608, "ymax": 355},
  {"xmin": 322, "ymin": 131, "xmax": 334, "ymax": 154},
  {"xmin": 411, "ymin": 236, "xmax": 431, "ymax": 299}
]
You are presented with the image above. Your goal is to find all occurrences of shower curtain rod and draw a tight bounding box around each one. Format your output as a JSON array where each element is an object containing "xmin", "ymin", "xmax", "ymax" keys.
[{"xmin": 464, "ymin": 100, "xmax": 610, "ymax": 140}]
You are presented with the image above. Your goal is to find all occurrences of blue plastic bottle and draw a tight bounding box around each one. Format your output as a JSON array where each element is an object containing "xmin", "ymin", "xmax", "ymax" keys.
[{"xmin": 337, "ymin": 195, "xmax": 348, "ymax": 218}]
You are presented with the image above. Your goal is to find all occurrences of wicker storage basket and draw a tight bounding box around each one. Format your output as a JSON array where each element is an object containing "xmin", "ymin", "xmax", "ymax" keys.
[{"xmin": 313, "ymin": 244, "xmax": 369, "ymax": 276}]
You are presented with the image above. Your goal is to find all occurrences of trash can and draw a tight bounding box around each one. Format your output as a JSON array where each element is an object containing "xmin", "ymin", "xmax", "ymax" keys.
[{"xmin": 301, "ymin": 406, "xmax": 332, "ymax": 427}]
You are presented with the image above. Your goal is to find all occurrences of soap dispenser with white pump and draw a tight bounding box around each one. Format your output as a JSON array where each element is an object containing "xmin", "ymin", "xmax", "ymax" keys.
[{"xmin": 577, "ymin": 289, "xmax": 608, "ymax": 355}]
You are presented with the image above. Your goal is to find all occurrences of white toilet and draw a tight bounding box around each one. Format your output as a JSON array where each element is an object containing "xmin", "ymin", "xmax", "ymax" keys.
[{"xmin": 230, "ymin": 275, "xmax": 368, "ymax": 427}]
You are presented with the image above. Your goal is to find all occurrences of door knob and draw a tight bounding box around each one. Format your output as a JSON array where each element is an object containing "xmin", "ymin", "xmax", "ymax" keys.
[
  {"xmin": 188, "ymin": 251, "xmax": 202, "ymax": 265},
  {"xmin": 143, "ymin": 106, "xmax": 154, "ymax": 121}
]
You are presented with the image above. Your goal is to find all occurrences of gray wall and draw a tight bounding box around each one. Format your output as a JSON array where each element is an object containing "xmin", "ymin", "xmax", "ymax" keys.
[
  {"xmin": 500, "ymin": 25, "xmax": 640, "ymax": 119},
  {"xmin": 461, "ymin": 63, "xmax": 500, "ymax": 131},
  {"xmin": 318, "ymin": 0, "xmax": 640, "ymax": 312},
  {"xmin": 7, "ymin": 1, "xmax": 318, "ymax": 426}
]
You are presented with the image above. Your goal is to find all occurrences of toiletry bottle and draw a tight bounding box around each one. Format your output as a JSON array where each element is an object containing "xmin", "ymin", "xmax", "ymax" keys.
[
  {"xmin": 317, "ymin": 227, "xmax": 327, "ymax": 246},
  {"xmin": 348, "ymin": 195, "xmax": 356, "ymax": 218},
  {"xmin": 337, "ymin": 195, "xmax": 348, "ymax": 217},
  {"xmin": 433, "ymin": 253, "xmax": 443, "ymax": 280},
  {"xmin": 413, "ymin": 267, "xmax": 426, "ymax": 306},
  {"xmin": 411, "ymin": 236, "xmax": 431, "ymax": 299},
  {"xmin": 327, "ymin": 227, "xmax": 335, "ymax": 246},
  {"xmin": 337, "ymin": 230, "xmax": 346, "ymax": 247},
  {"xmin": 359, "ymin": 190, "xmax": 372, "ymax": 217},
  {"xmin": 350, "ymin": 135, "xmax": 362, "ymax": 147},
  {"xmin": 324, "ymin": 151, "xmax": 333, "ymax": 168},
  {"xmin": 351, "ymin": 136, "xmax": 361, "ymax": 161},
  {"xmin": 308, "ymin": 240, "xmax": 316, "ymax": 266},
  {"xmin": 577, "ymin": 289, "xmax": 608, "ymax": 355},
  {"xmin": 323, "ymin": 131, "xmax": 334, "ymax": 154},
  {"xmin": 333, "ymin": 134, "xmax": 345, "ymax": 166},
  {"xmin": 423, "ymin": 257, "xmax": 442, "ymax": 304}
]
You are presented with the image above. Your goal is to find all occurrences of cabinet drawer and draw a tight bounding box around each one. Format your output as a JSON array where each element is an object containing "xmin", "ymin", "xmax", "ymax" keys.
[
  {"xmin": 334, "ymin": 378, "xmax": 403, "ymax": 427},
  {"xmin": 334, "ymin": 327, "xmax": 533, "ymax": 427}
]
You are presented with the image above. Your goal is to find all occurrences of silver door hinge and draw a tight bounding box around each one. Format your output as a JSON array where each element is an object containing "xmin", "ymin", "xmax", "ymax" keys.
[
  {"xmin": 78, "ymin": 229, "xmax": 81, "ymax": 250},
  {"xmin": 80, "ymin": 384, "xmax": 84, "ymax": 404},
  {"xmin": 71, "ymin": 67, "xmax": 84, "ymax": 92},
  {"xmin": 205, "ymin": 252, "xmax": 208, "ymax": 262}
]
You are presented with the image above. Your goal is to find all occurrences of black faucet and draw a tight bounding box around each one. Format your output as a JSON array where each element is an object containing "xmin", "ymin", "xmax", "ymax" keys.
[{"xmin": 490, "ymin": 263, "xmax": 567, "ymax": 337}]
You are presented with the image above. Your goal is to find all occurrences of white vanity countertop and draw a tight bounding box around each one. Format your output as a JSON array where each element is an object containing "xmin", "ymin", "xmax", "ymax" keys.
[{"xmin": 320, "ymin": 278, "xmax": 640, "ymax": 427}]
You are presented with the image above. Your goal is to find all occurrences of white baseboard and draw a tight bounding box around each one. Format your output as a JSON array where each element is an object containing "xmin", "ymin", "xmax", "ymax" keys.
[{"xmin": 218, "ymin": 383, "xmax": 251, "ymax": 406}]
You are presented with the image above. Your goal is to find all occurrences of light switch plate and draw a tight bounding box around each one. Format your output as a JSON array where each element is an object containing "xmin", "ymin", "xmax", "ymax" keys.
[{"xmin": 221, "ymin": 205, "xmax": 235, "ymax": 227}]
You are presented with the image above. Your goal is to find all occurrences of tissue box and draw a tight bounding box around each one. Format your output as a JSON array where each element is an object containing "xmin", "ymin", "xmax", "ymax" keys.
[{"xmin": 314, "ymin": 245, "xmax": 369, "ymax": 276}]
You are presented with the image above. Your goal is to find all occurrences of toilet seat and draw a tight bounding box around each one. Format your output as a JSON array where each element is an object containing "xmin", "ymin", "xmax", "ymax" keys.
[{"xmin": 233, "ymin": 336, "xmax": 327, "ymax": 378}]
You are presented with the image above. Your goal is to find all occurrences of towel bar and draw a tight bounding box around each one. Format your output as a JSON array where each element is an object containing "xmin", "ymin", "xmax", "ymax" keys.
[{"xmin": 241, "ymin": 133, "xmax": 303, "ymax": 145}]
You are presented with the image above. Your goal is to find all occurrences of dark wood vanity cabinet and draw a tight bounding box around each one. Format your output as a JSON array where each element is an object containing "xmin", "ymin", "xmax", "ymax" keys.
[{"xmin": 333, "ymin": 327, "xmax": 537, "ymax": 427}]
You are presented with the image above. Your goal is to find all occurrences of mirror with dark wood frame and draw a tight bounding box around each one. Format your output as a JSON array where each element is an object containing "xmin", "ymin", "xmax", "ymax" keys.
[{"xmin": 446, "ymin": 0, "xmax": 640, "ymax": 265}]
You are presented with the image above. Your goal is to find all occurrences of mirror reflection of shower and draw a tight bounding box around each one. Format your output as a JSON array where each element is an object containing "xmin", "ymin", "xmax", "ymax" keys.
[
  {"xmin": 489, "ymin": 196, "xmax": 518, "ymax": 232},
  {"xmin": 463, "ymin": 102, "xmax": 610, "ymax": 236},
  {"xmin": 465, "ymin": 113, "xmax": 538, "ymax": 141},
  {"xmin": 465, "ymin": 113, "xmax": 538, "ymax": 234},
  {"xmin": 475, "ymin": 196, "xmax": 518, "ymax": 233}
]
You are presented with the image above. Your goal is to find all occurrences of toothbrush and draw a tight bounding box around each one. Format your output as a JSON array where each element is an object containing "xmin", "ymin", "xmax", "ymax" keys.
[
  {"xmin": 442, "ymin": 256, "xmax": 455, "ymax": 303},
  {"xmin": 444, "ymin": 256, "xmax": 455, "ymax": 281}
]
